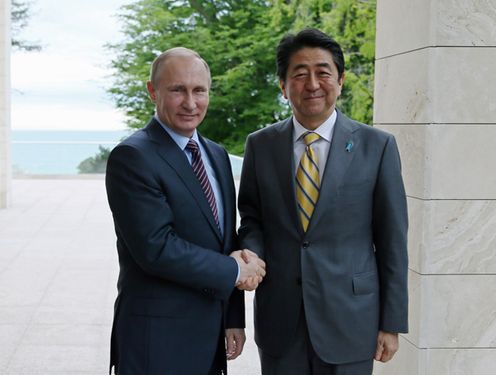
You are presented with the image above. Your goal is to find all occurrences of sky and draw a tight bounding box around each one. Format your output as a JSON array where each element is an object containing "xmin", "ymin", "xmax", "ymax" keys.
[{"xmin": 11, "ymin": 0, "xmax": 133, "ymax": 131}]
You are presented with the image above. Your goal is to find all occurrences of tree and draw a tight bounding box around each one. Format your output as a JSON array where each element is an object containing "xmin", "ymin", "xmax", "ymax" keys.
[
  {"xmin": 108, "ymin": 0, "xmax": 376, "ymax": 154},
  {"xmin": 322, "ymin": 0, "xmax": 376, "ymax": 125},
  {"xmin": 108, "ymin": 0, "xmax": 284, "ymax": 154},
  {"xmin": 77, "ymin": 146, "xmax": 111, "ymax": 174},
  {"xmin": 11, "ymin": 0, "xmax": 41, "ymax": 51}
]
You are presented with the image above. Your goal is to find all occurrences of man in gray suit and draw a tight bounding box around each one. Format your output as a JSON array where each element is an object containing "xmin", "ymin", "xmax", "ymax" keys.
[{"xmin": 238, "ymin": 29, "xmax": 408, "ymax": 375}]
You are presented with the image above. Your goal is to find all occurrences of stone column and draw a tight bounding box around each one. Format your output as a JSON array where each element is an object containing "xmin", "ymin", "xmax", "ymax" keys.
[
  {"xmin": 373, "ymin": 1, "xmax": 496, "ymax": 374},
  {"xmin": 0, "ymin": 0, "xmax": 11, "ymax": 208}
]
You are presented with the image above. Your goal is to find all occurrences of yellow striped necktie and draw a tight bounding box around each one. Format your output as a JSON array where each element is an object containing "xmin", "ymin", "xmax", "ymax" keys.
[{"xmin": 296, "ymin": 132, "xmax": 321, "ymax": 232}]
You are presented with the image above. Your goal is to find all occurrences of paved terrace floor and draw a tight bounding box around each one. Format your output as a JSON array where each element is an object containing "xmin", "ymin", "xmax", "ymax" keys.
[{"xmin": 0, "ymin": 177, "xmax": 259, "ymax": 375}]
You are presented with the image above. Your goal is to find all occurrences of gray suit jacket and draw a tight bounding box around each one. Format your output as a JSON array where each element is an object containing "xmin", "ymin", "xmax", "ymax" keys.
[{"xmin": 238, "ymin": 110, "xmax": 408, "ymax": 364}]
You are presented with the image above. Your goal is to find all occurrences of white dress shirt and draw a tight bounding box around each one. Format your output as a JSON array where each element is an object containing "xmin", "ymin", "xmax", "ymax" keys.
[{"xmin": 293, "ymin": 110, "xmax": 337, "ymax": 180}]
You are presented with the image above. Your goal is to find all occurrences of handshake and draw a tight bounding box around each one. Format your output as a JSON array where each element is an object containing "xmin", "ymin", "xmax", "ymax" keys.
[{"xmin": 230, "ymin": 249, "xmax": 266, "ymax": 291}]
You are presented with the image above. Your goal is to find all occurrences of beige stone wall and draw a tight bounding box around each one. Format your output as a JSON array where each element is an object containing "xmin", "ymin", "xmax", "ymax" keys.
[
  {"xmin": 0, "ymin": 0, "xmax": 11, "ymax": 208},
  {"xmin": 374, "ymin": 0, "xmax": 496, "ymax": 374}
]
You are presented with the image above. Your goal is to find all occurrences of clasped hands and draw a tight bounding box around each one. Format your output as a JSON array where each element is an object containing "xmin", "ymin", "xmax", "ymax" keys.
[{"xmin": 230, "ymin": 249, "xmax": 266, "ymax": 291}]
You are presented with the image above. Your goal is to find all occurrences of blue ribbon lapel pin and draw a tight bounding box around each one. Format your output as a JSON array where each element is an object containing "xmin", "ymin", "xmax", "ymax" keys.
[{"xmin": 345, "ymin": 141, "xmax": 353, "ymax": 153}]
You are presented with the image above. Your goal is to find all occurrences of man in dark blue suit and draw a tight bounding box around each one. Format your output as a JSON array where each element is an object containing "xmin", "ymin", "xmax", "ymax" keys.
[{"xmin": 106, "ymin": 47, "xmax": 265, "ymax": 375}]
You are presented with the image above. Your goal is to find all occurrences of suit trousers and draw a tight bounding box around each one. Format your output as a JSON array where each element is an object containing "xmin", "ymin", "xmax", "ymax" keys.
[{"xmin": 259, "ymin": 309, "xmax": 373, "ymax": 375}]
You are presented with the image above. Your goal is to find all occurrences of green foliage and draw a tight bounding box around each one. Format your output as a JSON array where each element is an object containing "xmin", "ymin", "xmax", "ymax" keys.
[
  {"xmin": 107, "ymin": 0, "xmax": 376, "ymax": 154},
  {"xmin": 77, "ymin": 146, "xmax": 111, "ymax": 174},
  {"xmin": 108, "ymin": 0, "xmax": 283, "ymax": 149},
  {"xmin": 321, "ymin": 0, "xmax": 376, "ymax": 124}
]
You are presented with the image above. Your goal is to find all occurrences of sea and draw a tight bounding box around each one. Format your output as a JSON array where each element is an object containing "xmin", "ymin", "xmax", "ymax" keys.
[{"xmin": 11, "ymin": 130, "xmax": 243, "ymax": 177}]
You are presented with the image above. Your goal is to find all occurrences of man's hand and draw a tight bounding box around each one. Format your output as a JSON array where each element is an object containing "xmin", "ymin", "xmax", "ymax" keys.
[
  {"xmin": 225, "ymin": 328, "xmax": 246, "ymax": 360},
  {"xmin": 375, "ymin": 331, "xmax": 399, "ymax": 362},
  {"xmin": 238, "ymin": 249, "xmax": 264, "ymax": 290},
  {"xmin": 230, "ymin": 249, "xmax": 266, "ymax": 291}
]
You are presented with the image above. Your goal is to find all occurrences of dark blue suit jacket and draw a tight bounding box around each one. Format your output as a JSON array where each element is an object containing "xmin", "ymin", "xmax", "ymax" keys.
[{"xmin": 106, "ymin": 118, "xmax": 243, "ymax": 374}]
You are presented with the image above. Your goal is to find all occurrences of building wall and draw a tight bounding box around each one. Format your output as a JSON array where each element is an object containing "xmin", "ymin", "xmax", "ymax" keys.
[
  {"xmin": 373, "ymin": 1, "xmax": 496, "ymax": 374},
  {"xmin": 0, "ymin": 0, "xmax": 11, "ymax": 209}
]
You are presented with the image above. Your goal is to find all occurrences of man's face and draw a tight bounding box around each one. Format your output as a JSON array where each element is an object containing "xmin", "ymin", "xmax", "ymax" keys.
[
  {"xmin": 147, "ymin": 55, "xmax": 209, "ymax": 137},
  {"xmin": 280, "ymin": 47, "xmax": 344, "ymax": 130}
]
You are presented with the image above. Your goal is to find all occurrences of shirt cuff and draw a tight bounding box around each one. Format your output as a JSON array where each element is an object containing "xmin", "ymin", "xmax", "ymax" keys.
[{"xmin": 235, "ymin": 261, "xmax": 240, "ymax": 285}]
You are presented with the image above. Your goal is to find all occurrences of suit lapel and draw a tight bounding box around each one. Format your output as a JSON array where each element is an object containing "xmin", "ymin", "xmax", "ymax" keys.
[
  {"xmin": 308, "ymin": 111, "xmax": 360, "ymax": 233},
  {"xmin": 274, "ymin": 118, "xmax": 305, "ymax": 237},
  {"xmin": 145, "ymin": 119, "xmax": 222, "ymax": 242}
]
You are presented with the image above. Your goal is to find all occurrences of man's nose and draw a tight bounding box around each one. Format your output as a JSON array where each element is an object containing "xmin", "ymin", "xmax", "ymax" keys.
[
  {"xmin": 305, "ymin": 73, "xmax": 320, "ymax": 91},
  {"xmin": 182, "ymin": 93, "xmax": 196, "ymax": 110}
]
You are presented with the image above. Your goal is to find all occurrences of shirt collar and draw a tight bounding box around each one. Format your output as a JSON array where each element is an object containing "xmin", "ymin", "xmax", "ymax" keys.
[
  {"xmin": 154, "ymin": 114, "xmax": 200, "ymax": 150},
  {"xmin": 293, "ymin": 110, "xmax": 337, "ymax": 143}
]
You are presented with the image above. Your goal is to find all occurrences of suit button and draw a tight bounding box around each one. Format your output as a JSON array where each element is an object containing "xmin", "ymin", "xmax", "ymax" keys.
[
  {"xmin": 302, "ymin": 241, "xmax": 309, "ymax": 249},
  {"xmin": 296, "ymin": 277, "xmax": 302, "ymax": 286}
]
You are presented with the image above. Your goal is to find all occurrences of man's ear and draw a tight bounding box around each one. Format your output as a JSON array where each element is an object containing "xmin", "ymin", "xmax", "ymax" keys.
[
  {"xmin": 146, "ymin": 81, "xmax": 156, "ymax": 102},
  {"xmin": 279, "ymin": 79, "xmax": 288, "ymax": 100},
  {"xmin": 336, "ymin": 72, "xmax": 345, "ymax": 98},
  {"xmin": 338, "ymin": 72, "xmax": 346, "ymax": 88}
]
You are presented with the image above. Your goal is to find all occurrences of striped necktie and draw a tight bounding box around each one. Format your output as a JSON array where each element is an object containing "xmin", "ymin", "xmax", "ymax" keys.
[
  {"xmin": 186, "ymin": 139, "xmax": 220, "ymax": 229},
  {"xmin": 296, "ymin": 132, "xmax": 321, "ymax": 232}
]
